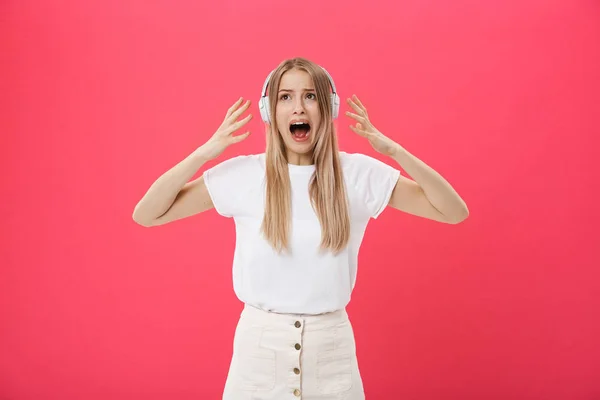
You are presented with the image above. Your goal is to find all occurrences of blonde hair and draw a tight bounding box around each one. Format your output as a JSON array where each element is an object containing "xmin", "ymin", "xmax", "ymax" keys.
[{"xmin": 261, "ymin": 57, "xmax": 350, "ymax": 255}]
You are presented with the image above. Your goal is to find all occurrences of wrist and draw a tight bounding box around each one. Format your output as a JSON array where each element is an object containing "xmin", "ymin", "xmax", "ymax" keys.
[{"xmin": 390, "ymin": 143, "xmax": 406, "ymax": 159}]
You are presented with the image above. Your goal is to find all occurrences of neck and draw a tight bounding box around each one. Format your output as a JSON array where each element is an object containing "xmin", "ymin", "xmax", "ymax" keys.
[{"xmin": 286, "ymin": 151, "xmax": 313, "ymax": 166}]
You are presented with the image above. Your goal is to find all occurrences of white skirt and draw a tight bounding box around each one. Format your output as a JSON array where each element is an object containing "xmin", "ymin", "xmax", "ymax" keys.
[{"xmin": 222, "ymin": 304, "xmax": 366, "ymax": 400}]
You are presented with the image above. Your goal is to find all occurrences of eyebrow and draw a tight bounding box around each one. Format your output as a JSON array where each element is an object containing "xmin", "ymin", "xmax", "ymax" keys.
[{"xmin": 278, "ymin": 88, "xmax": 316, "ymax": 93}]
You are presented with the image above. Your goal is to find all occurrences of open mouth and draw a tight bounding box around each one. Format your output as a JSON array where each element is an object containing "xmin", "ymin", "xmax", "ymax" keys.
[{"xmin": 290, "ymin": 122, "xmax": 311, "ymax": 142}]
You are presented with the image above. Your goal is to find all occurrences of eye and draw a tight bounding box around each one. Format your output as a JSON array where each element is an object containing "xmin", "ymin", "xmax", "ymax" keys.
[
  {"xmin": 306, "ymin": 93, "xmax": 316, "ymax": 100},
  {"xmin": 280, "ymin": 94, "xmax": 290, "ymax": 100}
]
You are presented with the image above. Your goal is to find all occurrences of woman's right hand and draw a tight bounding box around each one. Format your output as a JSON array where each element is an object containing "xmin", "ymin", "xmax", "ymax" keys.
[{"xmin": 198, "ymin": 97, "xmax": 253, "ymax": 161}]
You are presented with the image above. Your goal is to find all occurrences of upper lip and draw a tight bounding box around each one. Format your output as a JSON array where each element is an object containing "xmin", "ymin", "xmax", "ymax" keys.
[{"xmin": 290, "ymin": 119, "xmax": 310, "ymax": 125}]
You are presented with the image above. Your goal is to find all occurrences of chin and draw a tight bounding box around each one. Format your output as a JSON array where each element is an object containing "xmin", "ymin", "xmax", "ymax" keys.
[{"xmin": 287, "ymin": 140, "xmax": 315, "ymax": 153}]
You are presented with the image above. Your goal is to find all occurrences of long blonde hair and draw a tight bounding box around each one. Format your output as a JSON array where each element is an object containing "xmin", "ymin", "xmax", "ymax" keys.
[{"xmin": 261, "ymin": 57, "xmax": 350, "ymax": 255}]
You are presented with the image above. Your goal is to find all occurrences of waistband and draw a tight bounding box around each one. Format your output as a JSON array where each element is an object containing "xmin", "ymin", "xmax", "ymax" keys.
[{"xmin": 240, "ymin": 303, "xmax": 349, "ymax": 332}]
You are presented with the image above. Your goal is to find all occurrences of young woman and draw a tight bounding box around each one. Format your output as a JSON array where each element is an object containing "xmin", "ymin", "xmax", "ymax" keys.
[{"xmin": 133, "ymin": 57, "xmax": 468, "ymax": 399}]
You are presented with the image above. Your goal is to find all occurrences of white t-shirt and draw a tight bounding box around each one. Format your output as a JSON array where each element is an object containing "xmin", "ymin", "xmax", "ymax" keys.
[{"xmin": 203, "ymin": 151, "xmax": 400, "ymax": 315}]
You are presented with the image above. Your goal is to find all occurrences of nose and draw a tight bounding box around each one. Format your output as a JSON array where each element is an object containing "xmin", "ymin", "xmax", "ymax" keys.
[{"xmin": 293, "ymin": 97, "xmax": 306, "ymax": 114}]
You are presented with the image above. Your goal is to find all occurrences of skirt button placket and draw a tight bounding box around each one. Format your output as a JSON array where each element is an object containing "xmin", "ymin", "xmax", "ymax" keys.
[{"xmin": 292, "ymin": 319, "xmax": 303, "ymax": 397}]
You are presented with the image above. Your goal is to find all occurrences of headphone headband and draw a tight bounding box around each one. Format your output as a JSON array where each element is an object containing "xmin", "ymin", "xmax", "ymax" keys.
[{"xmin": 260, "ymin": 66, "xmax": 338, "ymax": 97}]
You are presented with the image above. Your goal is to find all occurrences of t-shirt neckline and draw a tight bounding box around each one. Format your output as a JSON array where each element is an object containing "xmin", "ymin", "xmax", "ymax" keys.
[{"xmin": 287, "ymin": 163, "xmax": 316, "ymax": 173}]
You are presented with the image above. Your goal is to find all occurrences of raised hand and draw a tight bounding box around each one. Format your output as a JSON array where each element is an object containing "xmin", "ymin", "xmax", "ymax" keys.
[
  {"xmin": 345, "ymin": 95, "xmax": 399, "ymax": 157},
  {"xmin": 200, "ymin": 97, "xmax": 253, "ymax": 160}
]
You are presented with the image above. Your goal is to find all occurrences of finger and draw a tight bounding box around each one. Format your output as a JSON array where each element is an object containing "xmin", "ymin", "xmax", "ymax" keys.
[
  {"xmin": 345, "ymin": 111, "xmax": 367, "ymax": 124},
  {"xmin": 227, "ymin": 100, "xmax": 251, "ymax": 123},
  {"xmin": 228, "ymin": 113, "xmax": 253, "ymax": 133},
  {"xmin": 230, "ymin": 131, "xmax": 251, "ymax": 144},
  {"xmin": 346, "ymin": 97, "xmax": 367, "ymax": 116},
  {"xmin": 349, "ymin": 124, "xmax": 369, "ymax": 138},
  {"xmin": 225, "ymin": 97, "xmax": 245, "ymax": 119},
  {"xmin": 351, "ymin": 123, "xmax": 375, "ymax": 138},
  {"xmin": 352, "ymin": 94, "xmax": 367, "ymax": 112},
  {"xmin": 224, "ymin": 100, "xmax": 250, "ymax": 124}
]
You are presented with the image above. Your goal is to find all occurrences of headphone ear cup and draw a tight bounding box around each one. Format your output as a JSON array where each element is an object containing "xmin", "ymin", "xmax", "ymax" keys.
[
  {"xmin": 331, "ymin": 93, "xmax": 340, "ymax": 119},
  {"xmin": 259, "ymin": 96, "xmax": 271, "ymax": 124}
]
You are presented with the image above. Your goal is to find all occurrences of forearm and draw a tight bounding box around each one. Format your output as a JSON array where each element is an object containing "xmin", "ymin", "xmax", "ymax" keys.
[
  {"xmin": 390, "ymin": 144, "xmax": 469, "ymax": 222},
  {"xmin": 132, "ymin": 147, "xmax": 210, "ymax": 224}
]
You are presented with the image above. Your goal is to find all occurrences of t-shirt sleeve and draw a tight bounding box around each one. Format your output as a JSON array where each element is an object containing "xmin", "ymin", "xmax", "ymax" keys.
[
  {"xmin": 202, "ymin": 155, "xmax": 251, "ymax": 218},
  {"xmin": 352, "ymin": 153, "xmax": 401, "ymax": 219}
]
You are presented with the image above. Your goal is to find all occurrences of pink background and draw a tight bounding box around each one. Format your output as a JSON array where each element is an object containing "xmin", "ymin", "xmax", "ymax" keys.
[{"xmin": 2, "ymin": 0, "xmax": 599, "ymax": 399}]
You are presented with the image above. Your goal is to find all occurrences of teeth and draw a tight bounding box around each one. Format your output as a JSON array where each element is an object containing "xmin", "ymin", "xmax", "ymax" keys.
[{"xmin": 290, "ymin": 121, "xmax": 310, "ymax": 137}]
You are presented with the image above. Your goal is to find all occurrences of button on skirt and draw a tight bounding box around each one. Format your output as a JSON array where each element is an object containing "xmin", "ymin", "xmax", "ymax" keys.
[{"xmin": 222, "ymin": 304, "xmax": 365, "ymax": 400}]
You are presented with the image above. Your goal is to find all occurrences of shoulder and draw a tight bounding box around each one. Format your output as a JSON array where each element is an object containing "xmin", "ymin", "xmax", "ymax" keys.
[
  {"xmin": 206, "ymin": 153, "xmax": 265, "ymax": 174},
  {"xmin": 203, "ymin": 153, "xmax": 265, "ymax": 186},
  {"xmin": 339, "ymin": 151, "xmax": 375, "ymax": 164},
  {"xmin": 338, "ymin": 151, "xmax": 396, "ymax": 175},
  {"xmin": 338, "ymin": 152, "xmax": 401, "ymax": 219},
  {"xmin": 338, "ymin": 151, "xmax": 400, "ymax": 193},
  {"xmin": 215, "ymin": 153, "xmax": 265, "ymax": 169}
]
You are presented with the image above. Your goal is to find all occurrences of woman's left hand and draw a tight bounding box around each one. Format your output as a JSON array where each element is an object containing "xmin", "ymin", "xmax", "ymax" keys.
[{"xmin": 346, "ymin": 95, "xmax": 399, "ymax": 157}]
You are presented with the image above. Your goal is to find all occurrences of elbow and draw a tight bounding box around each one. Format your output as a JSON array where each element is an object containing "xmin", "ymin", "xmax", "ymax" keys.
[
  {"xmin": 134, "ymin": 219, "xmax": 153, "ymax": 228},
  {"xmin": 447, "ymin": 206, "xmax": 469, "ymax": 224},
  {"xmin": 132, "ymin": 210, "xmax": 155, "ymax": 228},
  {"xmin": 132, "ymin": 215, "xmax": 149, "ymax": 227}
]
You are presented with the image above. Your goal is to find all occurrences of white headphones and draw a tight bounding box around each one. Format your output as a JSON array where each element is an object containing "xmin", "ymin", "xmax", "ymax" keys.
[{"xmin": 258, "ymin": 66, "xmax": 340, "ymax": 124}]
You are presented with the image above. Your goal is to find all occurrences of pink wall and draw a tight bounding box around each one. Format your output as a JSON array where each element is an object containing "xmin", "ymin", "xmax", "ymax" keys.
[{"xmin": 2, "ymin": 0, "xmax": 599, "ymax": 399}]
